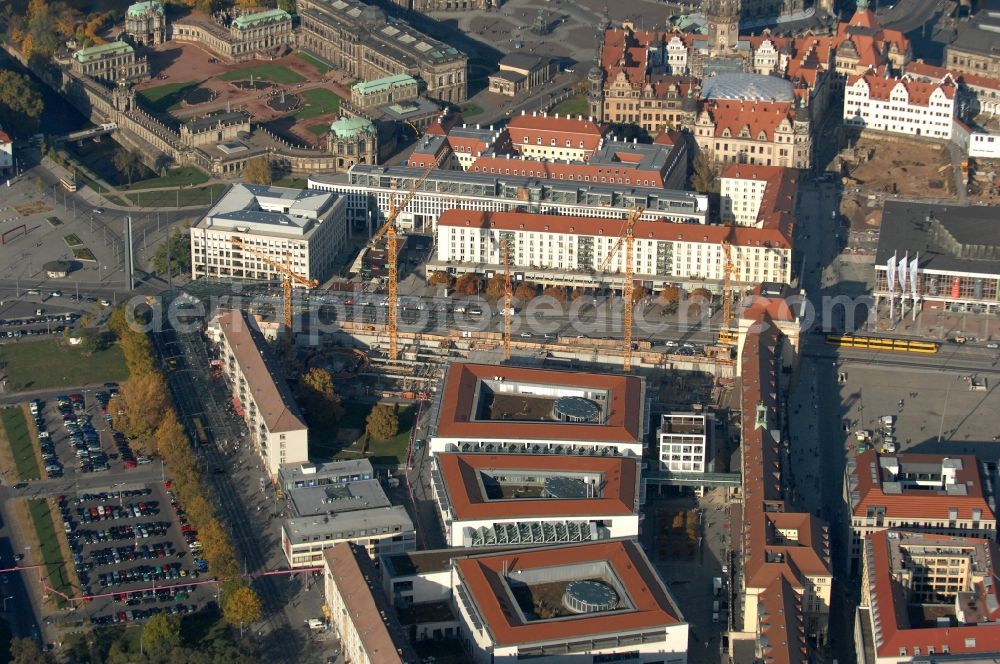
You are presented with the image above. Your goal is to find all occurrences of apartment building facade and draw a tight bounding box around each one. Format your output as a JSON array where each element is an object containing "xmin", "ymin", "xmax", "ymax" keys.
[
  {"xmin": 215, "ymin": 310, "xmax": 309, "ymax": 478},
  {"xmin": 432, "ymin": 209, "xmax": 793, "ymax": 291},
  {"xmin": 282, "ymin": 505, "xmax": 415, "ymax": 567}
]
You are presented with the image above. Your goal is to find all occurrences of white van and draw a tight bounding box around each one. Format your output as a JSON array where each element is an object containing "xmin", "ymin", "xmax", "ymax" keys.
[{"xmin": 307, "ymin": 619, "xmax": 326, "ymax": 631}]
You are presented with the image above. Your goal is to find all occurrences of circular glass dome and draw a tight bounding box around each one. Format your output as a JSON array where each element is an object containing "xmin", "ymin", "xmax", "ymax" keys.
[
  {"xmin": 552, "ymin": 396, "xmax": 601, "ymax": 423},
  {"xmin": 562, "ymin": 580, "xmax": 619, "ymax": 614}
]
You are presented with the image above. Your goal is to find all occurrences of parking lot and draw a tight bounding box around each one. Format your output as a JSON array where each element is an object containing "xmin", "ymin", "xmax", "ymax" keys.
[{"xmin": 58, "ymin": 480, "xmax": 214, "ymax": 626}]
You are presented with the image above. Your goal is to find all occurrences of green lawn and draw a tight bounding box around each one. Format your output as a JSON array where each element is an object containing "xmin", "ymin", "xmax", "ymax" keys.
[
  {"xmin": 551, "ymin": 94, "xmax": 589, "ymax": 117},
  {"xmin": 293, "ymin": 88, "xmax": 341, "ymax": 120},
  {"xmin": 296, "ymin": 51, "xmax": 332, "ymax": 74},
  {"xmin": 327, "ymin": 403, "xmax": 415, "ymax": 466},
  {"xmin": 459, "ymin": 103, "xmax": 483, "ymax": 117},
  {"xmin": 0, "ymin": 340, "xmax": 128, "ymax": 392},
  {"xmin": 218, "ymin": 64, "xmax": 305, "ymax": 84},
  {"xmin": 307, "ymin": 122, "xmax": 330, "ymax": 136},
  {"xmin": 137, "ymin": 82, "xmax": 198, "ymax": 113},
  {"xmin": 72, "ymin": 247, "xmax": 97, "ymax": 262},
  {"xmin": 273, "ymin": 177, "xmax": 308, "ymax": 188},
  {"xmin": 63, "ymin": 234, "xmax": 83, "ymax": 247},
  {"xmin": 124, "ymin": 183, "xmax": 228, "ymax": 207},
  {"xmin": 1, "ymin": 407, "xmax": 41, "ymax": 481},
  {"xmin": 28, "ymin": 499, "xmax": 71, "ymax": 608},
  {"xmin": 124, "ymin": 166, "xmax": 209, "ymax": 191},
  {"xmin": 46, "ymin": 216, "xmax": 64, "ymax": 227}
]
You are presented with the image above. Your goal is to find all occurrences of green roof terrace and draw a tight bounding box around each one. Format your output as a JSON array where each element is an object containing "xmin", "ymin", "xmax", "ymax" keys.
[
  {"xmin": 233, "ymin": 8, "xmax": 291, "ymax": 30},
  {"xmin": 72, "ymin": 41, "xmax": 134, "ymax": 64},
  {"xmin": 353, "ymin": 74, "xmax": 418, "ymax": 95}
]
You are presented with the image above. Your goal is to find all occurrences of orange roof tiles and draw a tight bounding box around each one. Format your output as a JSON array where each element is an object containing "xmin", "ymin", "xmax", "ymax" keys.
[
  {"xmin": 437, "ymin": 209, "xmax": 792, "ymax": 250},
  {"xmin": 454, "ymin": 540, "xmax": 682, "ymax": 646},
  {"xmin": 507, "ymin": 114, "xmax": 606, "ymax": 153},
  {"xmin": 435, "ymin": 453, "xmax": 638, "ymax": 521},
  {"xmin": 757, "ymin": 576, "xmax": 809, "ymax": 664},
  {"xmin": 866, "ymin": 530, "xmax": 1000, "ymax": 658},
  {"xmin": 848, "ymin": 67, "xmax": 955, "ymax": 105},
  {"xmin": 434, "ymin": 362, "xmax": 643, "ymax": 444},
  {"xmin": 323, "ymin": 543, "xmax": 418, "ymax": 663},
  {"xmin": 834, "ymin": 7, "xmax": 910, "ymax": 71},
  {"xmin": 849, "ymin": 450, "xmax": 996, "ymax": 521},
  {"xmin": 720, "ymin": 164, "xmax": 799, "ymax": 236},
  {"xmin": 700, "ymin": 99, "xmax": 798, "ymax": 141},
  {"xmin": 217, "ymin": 310, "xmax": 307, "ymax": 434},
  {"xmin": 468, "ymin": 155, "xmax": 667, "ymax": 188}
]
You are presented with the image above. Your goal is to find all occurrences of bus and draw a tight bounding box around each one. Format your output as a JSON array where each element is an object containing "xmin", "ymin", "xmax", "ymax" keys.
[
  {"xmin": 191, "ymin": 417, "xmax": 209, "ymax": 446},
  {"xmin": 826, "ymin": 334, "xmax": 938, "ymax": 354},
  {"xmin": 60, "ymin": 177, "xmax": 77, "ymax": 192}
]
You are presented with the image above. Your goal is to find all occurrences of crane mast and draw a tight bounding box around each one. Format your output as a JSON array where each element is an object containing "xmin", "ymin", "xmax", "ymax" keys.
[
  {"xmin": 598, "ymin": 207, "xmax": 644, "ymax": 372},
  {"xmin": 370, "ymin": 156, "xmax": 442, "ymax": 361},
  {"xmin": 229, "ymin": 238, "xmax": 318, "ymax": 334},
  {"xmin": 503, "ymin": 240, "xmax": 512, "ymax": 361}
]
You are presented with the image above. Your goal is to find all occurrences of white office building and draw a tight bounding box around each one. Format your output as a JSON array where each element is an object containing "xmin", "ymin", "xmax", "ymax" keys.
[
  {"xmin": 190, "ymin": 183, "xmax": 348, "ymax": 283},
  {"xmin": 658, "ymin": 411, "xmax": 714, "ymax": 474}
]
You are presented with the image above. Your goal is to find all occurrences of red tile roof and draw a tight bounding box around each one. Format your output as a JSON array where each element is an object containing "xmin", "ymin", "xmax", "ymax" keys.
[
  {"xmin": 434, "ymin": 362, "xmax": 643, "ymax": 445},
  {"xmin": 437, "ymin": 209, "xmax": 792, "ymax": 250},
  {"xmin": 905, "ymin": 60, "xmax": 1000, "ymax": 93},
  {"xmin": 866, "ymin": 530, "xmax": 1000, "ymax": 658},
  {"xmin": 507, "ymin": 113, "xmax": 606, "ymax": 153},
  {"xmin": 454, "ymin": 540, "xmax": 682, "ymax": 646},
  {"xmin": 719, "ymin": 163, "xmax": 799, "ymax": 236},
  {"xmin": 468, "ymin": 155, "xmax": 667, "ymax": 188},
  {"xmin": 848, "ymin": 67, "xmax": 955, "ymax": 105},
  {"xmin": 834, "ymin": 8, "xmax": 910, "ymax": 70},
  {"xmin": 848, "ymin": 450, "xmax": 996, "ymax": 521},
  {"xmin": 323, "ymin": 543, "xmax": 418, "ymax": 663},
  {"xmin": 700, "ymin": 99, "xmax": 798, "ymax": 141},
  {"xmin": 737, "ymin": 315, "xmax": 831, "ymax": 664},
  {"xmin": 757, "ymin": 576, "xmax": 809, "ymax": 664},
  {"xmin": 217, "ymin": 310, "xmax": 307, "ymax": 434},
  {"xmin": 435, "ymin": 453, "xmax": 639, "ymax": 521}
]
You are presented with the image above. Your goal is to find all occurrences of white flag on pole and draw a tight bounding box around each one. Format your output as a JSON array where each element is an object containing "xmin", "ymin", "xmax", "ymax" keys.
[
  {"xmin": 910, "ymin": 253, "xmax": 919, "ymax": 301},
  {"xmin": 887, "ymin": 252, "xmax": 896, "ymax": 293},
  {"xmin": 898, "ymin": 251, "xmax": 908, "ymax": 293}
]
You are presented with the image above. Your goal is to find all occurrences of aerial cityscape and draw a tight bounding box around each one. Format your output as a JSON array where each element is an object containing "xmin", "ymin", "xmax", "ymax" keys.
[{"xmin": 0, "ymin": 0, "xmax": 998, "ymax": 661}]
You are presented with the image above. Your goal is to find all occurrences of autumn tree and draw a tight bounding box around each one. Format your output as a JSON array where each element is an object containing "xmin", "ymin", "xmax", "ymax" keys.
[
  {"xmin": 659, "ymin": 286, "xmax": 681, "ymax": 304},
  {"xmin": 484, "ymin": 273, "xmax": 505, "ymax": 301},
  {"xmin": 154, "ymin": 411, "xmax": 189, "ymax": 459},
  {"xmin": 453, "ymin": 273, "xmax": 482, "ymax": 297},
  {"xmin": 690, "ymin": 151, "xmax": 719, "ymax": 194},
  {"xmin": 689, "ymin": 288, "xmax": 712, "ymax": 302},
  {"xmin": 141, "ymin": 613, "xmax": 181, "ymax": 657},
  {"xmin": 513, "ymin": 282, "xmax": 538, "ymax": 301},
  {"xmin": 427, "ymin": 270, "xmax": 453, "ymax": 288},
  {"xmin": 0, "ymin": 71, "xmax": 44, "ymax": 135},
  {"xmin": 541, "ymin": 286, "xmax": 567, "ymax": 302},
  {"xmin": 111, "ymin": 372, "xmax": 169, "ymax": 450},
  {"xmin": 632, "ymin": 286, "xmax": 650, "ymax": 303},
  {"xmin": 24, "ymin": 0, "xmax": 58, "ymax": 56},
  {"xmin": 223, "ymin": 585, "xmax": 263, "ymax": 636},
  {"xmin": 297, "ymin": 367, "xmax": 345, "ymax": 429},
  {"xmin": 366, "ymin": 404, "xmax": 398, "ymax": 441},
  {"xmin": 244, "ymin": 156, "xmax": 273, "ymax": 185}
]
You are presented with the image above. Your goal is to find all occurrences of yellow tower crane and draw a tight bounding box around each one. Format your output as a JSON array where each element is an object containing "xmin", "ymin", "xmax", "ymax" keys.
[
  {"xmin": 598, "ymin": 206, "xmax": 644, "ymax": 372},
  {"xmin": 229, "ymin": 237, "xmax": 319, "ymax": 334},
  {"xmin": 719, "ymin": 223, "xmax": 740, "ymax": 344},
  {"xmin": 502, "ymin": 240, "xmax": 513, "ymax": 361},
  {"xmin": 370, "ymin": 155, "xmax": 442, "ymax": 362}
]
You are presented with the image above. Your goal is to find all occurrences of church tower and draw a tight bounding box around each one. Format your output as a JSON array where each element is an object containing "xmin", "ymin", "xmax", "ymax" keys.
[{"xmin": 706, "ymin": 0, "xmax": 740, "ymax": 53}]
